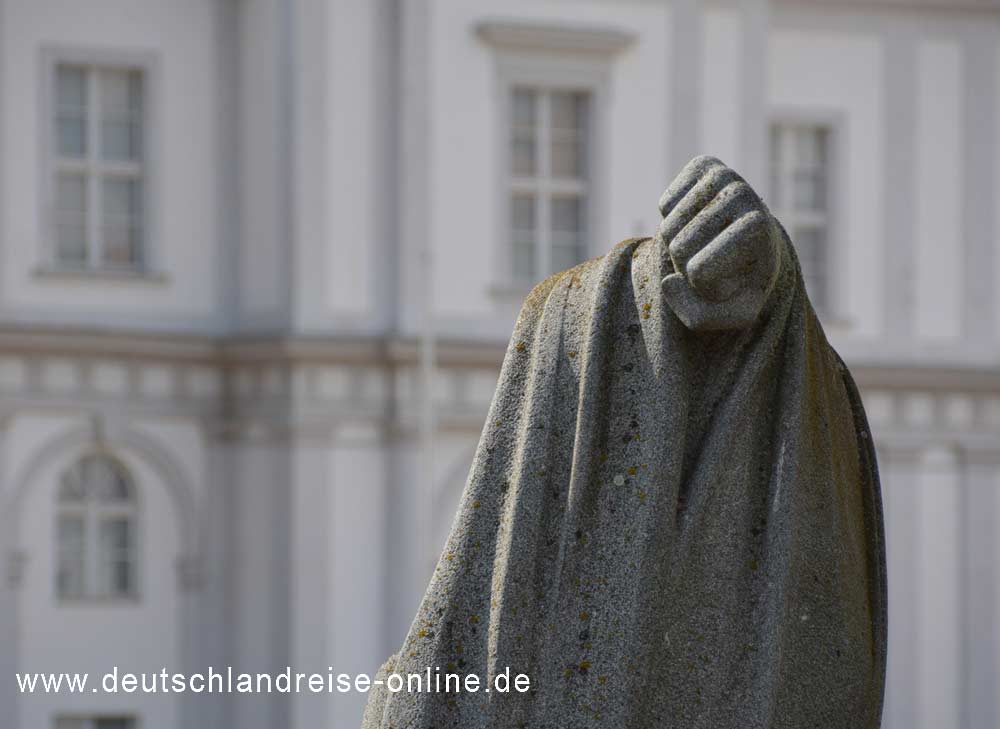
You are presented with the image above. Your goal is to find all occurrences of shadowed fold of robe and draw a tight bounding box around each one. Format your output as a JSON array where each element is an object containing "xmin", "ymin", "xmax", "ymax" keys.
[{"xmin": 362, "ymin": 234, "xmax": 887, "ymax": 729}]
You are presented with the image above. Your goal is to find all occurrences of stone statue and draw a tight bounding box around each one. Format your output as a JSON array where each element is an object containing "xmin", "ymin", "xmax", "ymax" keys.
[{"xmin": 362, "ymin": 157, "xmax": 887, "ymax": 728}]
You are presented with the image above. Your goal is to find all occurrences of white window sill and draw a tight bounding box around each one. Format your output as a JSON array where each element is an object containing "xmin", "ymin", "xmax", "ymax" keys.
[{"xmin": 33, "ymin": 265, "xmax": 168, "ymax": 284}]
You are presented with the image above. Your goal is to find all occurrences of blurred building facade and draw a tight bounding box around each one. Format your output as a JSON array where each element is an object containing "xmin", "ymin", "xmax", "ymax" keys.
[{"xmin": 0, "ymin": 0, "xmax": 998, "ymax": 727}]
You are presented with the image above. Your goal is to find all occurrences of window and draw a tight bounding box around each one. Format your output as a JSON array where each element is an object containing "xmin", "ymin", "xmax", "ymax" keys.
[
  {"xmin": 56, "ymin": 717, "xmax": 136, "ymax": 729},
  {"xmin": 509, "ymin": 87, "xmax": 591, "ymax": 282},
  {"xmin": 50, "ymin": 62, "xmax": 145, "ymax": 271},
  {"xmin": 769, "ymin": 123, "xmax": 831, "ymax": 310},
  {"xmin": 56, "ymin": 454, "xmax": 138, "ymax": 600}
]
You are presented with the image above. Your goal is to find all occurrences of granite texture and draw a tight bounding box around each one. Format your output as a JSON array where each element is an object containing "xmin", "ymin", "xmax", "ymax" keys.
[{"xmin": 362, "ymin": 157, "xmax": 887, "ymax": 728}]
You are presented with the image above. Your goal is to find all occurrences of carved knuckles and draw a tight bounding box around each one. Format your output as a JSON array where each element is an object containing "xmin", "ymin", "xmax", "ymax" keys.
[{"xmin": 657, "ymin": 156, "xmax": 783, "ymax": 331}]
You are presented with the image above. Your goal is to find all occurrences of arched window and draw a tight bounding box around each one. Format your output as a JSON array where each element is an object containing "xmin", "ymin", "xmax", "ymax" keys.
[{"xmin": 56, "ymin": 453, "xmax": 138, "ymax": 600}]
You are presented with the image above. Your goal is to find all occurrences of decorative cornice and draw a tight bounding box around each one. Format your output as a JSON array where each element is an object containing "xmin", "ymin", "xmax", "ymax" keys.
[
  {"xmin": 475, "ymin": 19, "xmax": 637, "ymax": 56},
  {"xmin": 850, "ymin": 365, "xmax": 1000, "ymax": 394},
  {"xmin": 0, "ymin": 326, "xmax": 507, "ymax": 370},
  {"xmin": 2, "ymin": 326, "xmax": 1000, "ymax": 401}
]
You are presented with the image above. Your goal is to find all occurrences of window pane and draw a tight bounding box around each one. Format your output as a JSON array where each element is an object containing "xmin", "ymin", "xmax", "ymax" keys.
[
  {"xmin": 100, "ymin": 70, "xmax": 143, "ymax": 161},
  {"xmin": 101, "ymin": 119, "xmax": 142, "ymax": 162},
  {"xmin": 550, "ymin": 92, "xmax": 587, "ymax": 132},
  {"xmin": 57, "ymin": 516, "xmax": 86, "ymax": 598},
  {"xmin": 56, "ymin": 66, "xmax": 88, "ymax": 158},
  {"xmin": 102, "ymin": 178, "xmax": 143, "ymax": 268},
  {"xmin": 85, "ymin": 455, "xmax": 133, "ymax": 501},
  {"xmin": 54, "ymin": 174, "xmax": 88, "ymax": 265},
  {"xmin": 789, "ymin": 127, "xmax": 827, "ymax": 211},
  {"xmin": 511, "ymin": 195, "xmax": 535, "ymax": 280},
  {"xmin": 56, "ymin": 174, "xmax": 87, "ymax": 212},
  {"xmin": 551, "ymin": 197, "xmax": 585, "ymax": 272},
  {"xmin": 98, "ymin": 556, "xmax": 134, "ymax": 598},
  {"xmin": 793, "ymin": 226, "xmax": 827, "ymax": 308},
  {"xmin": 792, "ymin": 170, "xmax": 825, "ymax": 211},
  {"xmin": 512, "ymin": 89, "xmax": 536, "ymax": 129},
  {"xmin": 59, "ymin": 469, "xmax": 86, "ymax": 502},
  {"xmin": 511, "ymin": 194, "xmax": 535, "ymax": 231},
  {"xmin": 793, "ymin": 126, "xmax": 825, "ymax": 169},
  {"xmin": 57, "ymin": 115, "xmax": 87, "ymax": 158},
  {"xmin": 56, "ymin": 223, "xmax": 88, "ymax": 265},
  {"xmin": 511, "ymin": 90, "xmax": 536, "ymax": 177},
  {"xmin": 101, "ymin": 70, "xmax": 142, "ymax": 113},
  {"xmin": 102, "ymin": 224, "xmax": 142, "ymax": 268},
  {"xmin": 512, "ymin": 137, "xmax": 536, "ymax": 177},
  {"xmin": 550, "ymin": 92, "xmax": 588, "ymax": 178},
  {"xmin": 100, "ymin": 518, "xmax": 132, "ymax": 552},
  {"xmin": 551, "ymin": 196, "xmax": 583, "ymax": 234},
  {"xmin": 103, "ymin": 178, "xmax": 141, "ymax": 219},
  {"xmin": 56, "ymin": 66, "xmax": 87, "ymax": 109},
  {"xmin": 99, "ymin": 519, "xmax": 134, "ymax": 597},
  {"xmin": 551, "ymin": 138, "xmax": 585, "ymax": 178},
  {"xmin": 512, "ymin": 241, "xmax": 534, "ymax": 281}
]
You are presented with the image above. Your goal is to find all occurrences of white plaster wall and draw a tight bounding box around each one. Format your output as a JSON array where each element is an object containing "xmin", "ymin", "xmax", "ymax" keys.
[
  {"xmin": 328, "ymin": 427, "xmax": 388, "ymax": 729},
  {"xmin": 416, "ymin": 0, "xmax": 669, "ymax": 340},
  {"xmin": 915, "ymin": 446, "xmax": 962, "ymax": 729},
  {"xmin": 994, "ymin": 41, "xmax": 1000, "ymax": 341},
  {"xmin": 879, "ymin": 446, "xmax": 920, "ymax": 729},
  {"xmin": 701, "ymin": 6, "xmax": 742, "ymax": 172},
  {"xmin": 237, "ymin": 0, "xmax": 286, "ymax": 325},
  {"xmin": 327, "ymin": 0, "xmax": 378, "ymax": 323},
  {"xmin": 289, "ymin": 437, "xmax": 332, "ymax": 729},
  {"xmin": 768, "ymin": 28, "xmax": 885, "ymax": 339},
  {"xmin": 914, "ymin": 39, "xmax": 963, "ymax": 342},
  {"xmin": 0, "ymin": 0, "xmax": 226, "ymax": 331},
  {"xmin": 10, "ymin": 416, "xmax": 182, "ymax": 729},
  {"xmin": 229, "ymin": 440, "xmax": 291, "ymax": 729}
]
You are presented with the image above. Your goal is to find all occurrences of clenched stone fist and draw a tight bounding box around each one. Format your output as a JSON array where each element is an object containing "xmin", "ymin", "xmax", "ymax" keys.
[{"xmin": 656, "ymin": 156, "xmax": 784, "ymax": 331}]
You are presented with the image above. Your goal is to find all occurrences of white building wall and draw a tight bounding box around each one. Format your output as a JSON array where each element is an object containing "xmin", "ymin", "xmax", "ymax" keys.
[
  {"xmin": 0, "ymin": 0, "xmax": 228, "ymax": 332},
  {"xmin": 914, "ymin": 39, "xmax": 963, "ymax": 342}
]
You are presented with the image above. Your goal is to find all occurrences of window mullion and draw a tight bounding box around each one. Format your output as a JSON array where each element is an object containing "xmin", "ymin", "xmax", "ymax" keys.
[
  {"xmin": 538, "ymin": 91, "xmax": 552, "ymax": 277},
  {"xmin": 86, "ymin": 68, "xmax": 101, "ymax": 269}
]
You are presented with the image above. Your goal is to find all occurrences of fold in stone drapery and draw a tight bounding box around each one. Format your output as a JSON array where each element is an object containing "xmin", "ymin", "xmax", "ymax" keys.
[{"xmin": 363, "ymin": 235, "xmax": 886, "ymax": 729}]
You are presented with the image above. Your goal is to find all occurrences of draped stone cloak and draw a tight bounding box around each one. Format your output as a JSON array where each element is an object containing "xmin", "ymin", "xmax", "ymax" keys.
[{"xmin": 362, "ymin": 233, "xmax": 887, "ymax": 729}]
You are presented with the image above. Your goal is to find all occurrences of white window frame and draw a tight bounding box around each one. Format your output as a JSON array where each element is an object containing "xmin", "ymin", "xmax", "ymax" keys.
[
  {"xmin": 768, "ymin": 109, "xmax": 845, "ymax": 318},
  {"xmin": 39, "ymin": 47, "xmax": 160, "ymax": 278},
  {"xmin": 509, "ymin": 85, "xmax": 592, "ymax": 282},
  {"xmin": 55, "ymin": 452, "xmax": 141, "ymax": 604},
  {"xmin": 478, "ymin": 22, "xmax": 634, "ymax": 294}
]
